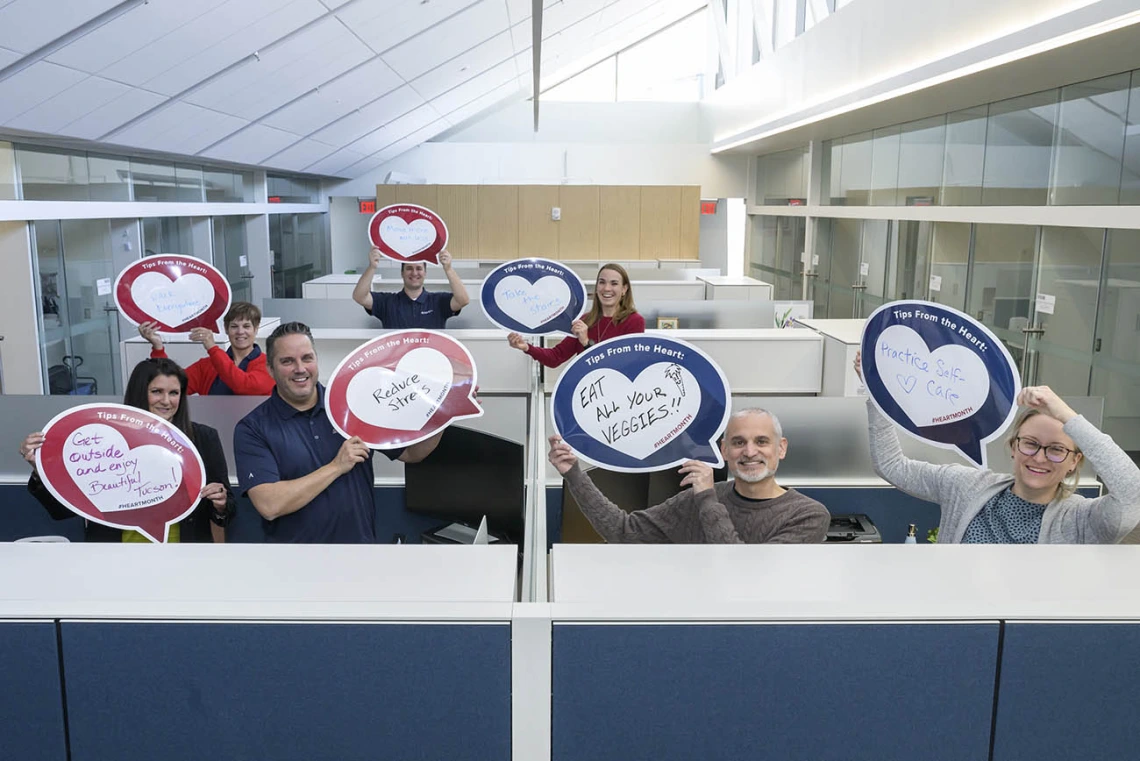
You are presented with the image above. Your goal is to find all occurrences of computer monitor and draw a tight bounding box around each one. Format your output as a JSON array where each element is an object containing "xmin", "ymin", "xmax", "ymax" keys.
[{"xmin": 403, "ymin": 426, "xmax": 525, "ymax": 541}]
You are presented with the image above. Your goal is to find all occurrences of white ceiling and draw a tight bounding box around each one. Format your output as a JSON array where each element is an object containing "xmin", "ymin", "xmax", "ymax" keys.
[{"xmin": 0, "ymin": 0, "xmax": 703, "ymax": 178}]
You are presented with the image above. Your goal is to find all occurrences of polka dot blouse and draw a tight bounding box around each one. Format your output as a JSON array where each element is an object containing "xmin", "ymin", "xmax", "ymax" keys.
[{"xmin": 961, "ymin": 487, "xmax": 1046, "ymax": 544}]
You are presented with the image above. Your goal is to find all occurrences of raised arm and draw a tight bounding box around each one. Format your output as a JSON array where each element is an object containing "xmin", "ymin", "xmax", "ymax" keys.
[
  {"xmin": 551, "ymin": 436, "xmax": 681, "ymax": 543},
  {"xmin": 352, "ymin": 246, "xmax": 381, "ymax": 311},
  {"xmin": 1021, "ymin": 386, "xmax": 1140, "ymax": 542},
  {"xmin": 438, "ymin": 252, "xmax": 469, "ymax": 312}
]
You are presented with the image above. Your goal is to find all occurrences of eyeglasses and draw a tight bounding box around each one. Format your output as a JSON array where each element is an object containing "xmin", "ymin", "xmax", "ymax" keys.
[{"xmin": 1015, "ymin": 437, "xmax": 1076, "ymax": 463}]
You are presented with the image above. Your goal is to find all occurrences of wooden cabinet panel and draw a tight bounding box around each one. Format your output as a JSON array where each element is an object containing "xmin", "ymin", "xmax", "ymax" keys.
[
  {"xmin": 436, "ymin": 185, "xmax": 480, "ymax": 258},
  {"xmin": 374, "ymin": 185, "xmax": 397, "ymax": 208},
  {"xmin": 599, "ymin": 186, "xmax": 641, "ymax": 261},
  {"xmin": 519, "ymin": 186, "xmax": 560, "ymax": 258},
  {"xmin": 639, "ymin": 186, "xmax": 681, "ymax": 260},
  {"xmin": 557, "ymin": 186, "xmax": 600, "ymax": 260},
  {"xmin": 394, "ymin": 185, "xmax": 439, "ymax": 209},
  {"xmin": 478, "ymin": 186, "xmax": 519, "ymax": 260},
  {"xmin": 677, "ymin": 185, "xmax": 700, "ymax": 260}
]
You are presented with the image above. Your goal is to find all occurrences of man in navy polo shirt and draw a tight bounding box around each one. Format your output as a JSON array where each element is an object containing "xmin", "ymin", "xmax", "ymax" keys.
[
  {"xmin": 352, "ymin": 246, "xmax": 470, "ymax": 328},
  {"xmin": 233, "ymin": 321, "xmax": 442, "ymax": 543}
]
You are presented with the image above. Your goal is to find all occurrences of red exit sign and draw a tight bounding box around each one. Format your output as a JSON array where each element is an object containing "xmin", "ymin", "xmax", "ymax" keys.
[
  {"xmin": 359, "ymin": 199, "xmax": 377, "ymax": 214},
  {"xmin": 700, "ymin": 200, "xmax": 718, "ymax": 215},
  {"xmin": 267, "ymin": 196, "xmax": 281, "ymax": 203}
]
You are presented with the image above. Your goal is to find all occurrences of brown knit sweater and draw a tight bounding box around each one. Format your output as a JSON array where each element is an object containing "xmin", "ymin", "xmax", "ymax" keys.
[{"xmin": 563, "ymin": 465, "xmax": 830, "ymax": 544}]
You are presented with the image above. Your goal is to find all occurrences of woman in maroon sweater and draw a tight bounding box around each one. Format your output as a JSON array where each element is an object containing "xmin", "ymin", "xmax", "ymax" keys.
[{"xmin": 508, "ymin": 263, "xmax": 645, "ymax": 368}]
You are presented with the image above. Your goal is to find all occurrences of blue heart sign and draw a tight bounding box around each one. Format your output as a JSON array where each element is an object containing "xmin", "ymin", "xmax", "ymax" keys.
[
  {"xmin": 551, "ymin": 335, "xmax": 731, "ymax": 472},
  {"xmin": 480, "ymin": 258, "xmax": 586, "ymax": 334},
  {"xmin": 861, "ymin": 300, "xmax": 1021, "ymax": 469}
]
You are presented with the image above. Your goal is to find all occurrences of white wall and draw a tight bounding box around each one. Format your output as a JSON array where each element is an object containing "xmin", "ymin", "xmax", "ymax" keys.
[
  {"xmin": 0, "ymin": 220, "xmax": 41, "ymax": 393},
  {"xmin": 326, "ymin": 102, "xmax": 748, "ymax": 199},
  {"xmin": 329, "ymin": 196, "xmax": 370, "ymax": 275},
  {"xmin": 707, "ymin": 0, "xmax": 1140, "ymax": 149}
]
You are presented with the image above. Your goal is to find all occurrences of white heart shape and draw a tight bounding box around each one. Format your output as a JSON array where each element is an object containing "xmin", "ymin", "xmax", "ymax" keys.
[
  {"xmin": 572, "ymin": 362, "xmax": 701, "ymax": 459},
  {"xmin": 494, "ymin": 275, "xmax": 573, "ymax": 329},
  {"xmin": 130, "ymin": 271, "xmax": 214, "ymax": 325},
  {"xmin": 346, "ymin": 347, "xmax": 454, "ymax": 431},
  {"xmin": 874, "ymin": 325, "xmax": 989, "ymax": 427},
  {"xmin": 62, "ymin": 423, "xmax": 184, "ymax": 513},
  {"xmin": 379, "ymin": 217, "xmax": 437, "ymax": 258}
]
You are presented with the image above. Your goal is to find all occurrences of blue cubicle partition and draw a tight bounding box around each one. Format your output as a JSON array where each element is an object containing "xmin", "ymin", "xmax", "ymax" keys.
[
  {"xmin": 59, "ymin": 621, "xmax": 511, "ymax": 761},
  {"xmin": 992, "ymin": 623, "xmax": 1140, "ymax": 761},
  {"xmin": 552, "ymin": 622, "xmax": 999, "ymax": 761},
  {"xmin": 0, "ymin": 622, "xmax": 68, "ymax": 761}
]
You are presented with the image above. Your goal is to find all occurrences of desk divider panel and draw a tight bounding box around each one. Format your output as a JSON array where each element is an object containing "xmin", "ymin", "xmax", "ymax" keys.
[
  {"xmin": 0, "ymin": 622, "xmax": 67, "ymax": 761},
  {"xmin": 60, "ymin": 621, "xmax": 511, "ymax": 761},
  {"xmin": 552, "ymin": 622, "xmax": 999, "ymax": 761},
  {"xmin": 992, "ymin": 622, "xmax": 1140, "ymax": 761}
]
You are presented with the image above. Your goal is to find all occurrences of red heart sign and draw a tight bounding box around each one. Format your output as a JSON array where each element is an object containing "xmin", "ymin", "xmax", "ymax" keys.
[
  {"xmin": 367, "ymin": 204, "xmax": 449, "ymax": 264},
  {"xmin": 325, "ymin": 330, "xmax": 483, "ymax": 449},
  {"xmin": 114, "ymin": 254, "xmax": 232, "ymax": 333},
  {"xmin": 34, "ymin": 403, "xmax": 207, "ymax": 543}
]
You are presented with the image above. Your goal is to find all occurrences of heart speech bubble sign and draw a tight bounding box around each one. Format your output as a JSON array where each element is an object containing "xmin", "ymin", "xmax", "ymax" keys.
[
  {"xmin": 368, "ymin": 204, "xmax": 449, "ymax": 265},
  {"xmin": 861, "ymin": 300, "xmax": 1021, "ymax": 469},
  {"xmin": 325, "ymin": 330, "xmax": 483, "ymax": 449},
  {"xmin": 480, "ymin": 258, "xmax": 587, "ymax": 334},
  {"xmin": 551, "ymin": 335, "xmax": 731, "ymax": 472},
  {"xmin": 114, "ymin": 254, "xmax": 232, "ymax": 333},
  {"xmin": 35, "ymin": 403, "xmax": 206, "ymax": 543}
]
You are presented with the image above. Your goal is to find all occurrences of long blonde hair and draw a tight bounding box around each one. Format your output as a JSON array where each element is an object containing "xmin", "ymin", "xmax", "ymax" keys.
[
  {"xmin": 1006, "ymin": 408, "xmax": 1083, "ymax": 499},
  {"xmin": 584, "ymin": 263, "xmax": 637, "ymax": 327}
]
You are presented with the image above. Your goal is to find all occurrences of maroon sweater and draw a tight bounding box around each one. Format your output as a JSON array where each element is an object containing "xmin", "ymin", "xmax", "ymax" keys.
[{"xmin": 525, "ymin": 313, "xmax": 646, "ymax": 368}]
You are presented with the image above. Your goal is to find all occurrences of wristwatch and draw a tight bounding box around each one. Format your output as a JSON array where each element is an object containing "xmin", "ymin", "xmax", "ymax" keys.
[{"xmin": 209, "ymin": 505, "xmax": 231, "ymax": 528}]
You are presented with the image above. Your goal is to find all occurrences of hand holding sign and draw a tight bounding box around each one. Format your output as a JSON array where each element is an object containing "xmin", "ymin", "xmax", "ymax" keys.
[
  {"xmin": 551, "ymin": 335, "xmax": 730, "ymax": 472},
  {"xmin": 368, "ymin": 204, "xmax": 448, "ymax": 265},
  {"xmin": 115, "ymin": 255, "xmax": 231, "ymax": 333},
  {"xmin": 34, "ymin": 403, "xmax": 206, "ymax": 543},
  {"xmin": 481, "ymin": 259, "xmax": 587, "ymax": 335},
  {"xmin": 860, "ymin": 300, "xmax": 1020, "ymax": 469},
  {"xmin": 325, "ymin": 330, "xmax": 483, "ymax": 449}
]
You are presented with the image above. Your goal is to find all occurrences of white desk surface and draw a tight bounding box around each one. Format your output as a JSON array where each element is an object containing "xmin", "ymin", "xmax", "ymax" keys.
[
  {"xmin": 0, "ymin": 544, "xmax": 517, "ymax": 620},
  {"xmin": 550, "ymin": 544, "xmax": 1140, "ymax": 621},
  {"xmin": 309, "ymin": 328, "xmax": 508, "ymax": 340},
  {"xmin": 796, "ymin": 318, "xmax": 866, "ymax": 345},
  {"xmin": 697, "ymin": 276, "xmax": 770, "ymax": 286}
]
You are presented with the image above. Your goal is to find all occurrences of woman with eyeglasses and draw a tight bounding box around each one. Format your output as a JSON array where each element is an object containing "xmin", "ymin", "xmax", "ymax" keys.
[{"xmin": 855, "ymin": 352, "xmax": 1140, "ymax": 543}]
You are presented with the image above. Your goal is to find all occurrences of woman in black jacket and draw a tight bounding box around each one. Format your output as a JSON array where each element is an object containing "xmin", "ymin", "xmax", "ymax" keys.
[{"xmin": 19, "ymin": 358, "xmax": 235, "ymax": 542}]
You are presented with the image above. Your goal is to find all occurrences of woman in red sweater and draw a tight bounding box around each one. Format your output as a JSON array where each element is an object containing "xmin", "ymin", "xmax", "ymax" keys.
[
  {"xmin": 508, "ymin": 263, "xmax": 645, "ymax": 368},
  {"xmin": 138, "ymin": 301, "xmax": 274, "ymax": 396}
]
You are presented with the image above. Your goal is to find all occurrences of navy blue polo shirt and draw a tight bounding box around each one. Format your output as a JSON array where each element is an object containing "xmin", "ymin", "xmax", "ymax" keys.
[
  {"xmin": 367, "ymin": 288, "xmax": 457, "ymax": 329},
  {"xmin": 208, "ymin": 344, "xmax": 262, "ymax": 395},
  {"xmin": 234, "ymin": 384, "xmax": 404, "ymax": 543}
]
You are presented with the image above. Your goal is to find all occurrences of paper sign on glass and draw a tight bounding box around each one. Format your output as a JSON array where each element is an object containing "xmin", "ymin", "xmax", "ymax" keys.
[
  {"xmin": 551, "ymin": 335, "xmax": 731, "ymax": 473},
  {"xmin": 368, "ymin": 204, "xmax": 449, "ymax": 265},
  {"xmin": 114, "ymin": 254, "xmax": 232, "ymax": 333},
  {"xmin": 34, "ymin": 403, "xmax": 206, "ymax": 543},
  {"xmin": 480, "ymin": 258, "xmax": 587, "ymax": 334},
  {"xmin": 861, "ymin": 300, "xmax": 1021, "ymax": 469},
  {"xmin": 325, "ymin": 330, "xmax": 483, "ymax": 449}
]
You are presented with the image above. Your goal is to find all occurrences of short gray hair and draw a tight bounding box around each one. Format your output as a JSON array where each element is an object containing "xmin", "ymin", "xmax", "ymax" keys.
[{"xmin": 728, "ymin": 408, "xmax": 783, "ymax": 439}]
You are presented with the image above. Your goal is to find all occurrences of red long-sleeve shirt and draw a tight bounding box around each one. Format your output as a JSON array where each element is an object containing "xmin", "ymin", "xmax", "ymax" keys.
[
  {"xmin": 525, "ymin": 313, "xmax": 646, "ymax": 368},
  {"xmin": 150, "ymin": 345, "xmax": 275, "ymax": 396}
]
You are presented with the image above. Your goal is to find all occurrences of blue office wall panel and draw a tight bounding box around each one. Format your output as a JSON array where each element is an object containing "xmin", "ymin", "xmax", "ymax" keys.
[
  {"xmin": 60, "ymin": 622, "xmax": 510, "ymax": 761},
  {"xmin": 993, "ymin": 623, "xmax": 1140, "ymax": 761},
  {"xmin": 553, "ymin": 622, "xmax": 998, "ymax": 761},
  {"xmin": 0, "ymin": 623, "xmax": 67, "ymax": 761}
]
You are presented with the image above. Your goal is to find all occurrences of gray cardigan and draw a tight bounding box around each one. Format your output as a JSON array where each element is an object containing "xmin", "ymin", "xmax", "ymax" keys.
[{"xmin": 866, "ymin": 400, "xmax": 1140, "ymax": 543}]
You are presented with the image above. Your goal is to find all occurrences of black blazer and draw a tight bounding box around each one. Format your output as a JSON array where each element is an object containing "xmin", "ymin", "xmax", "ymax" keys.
[{"xmin": 27, "ymin": 422, "xmax": 236, "ymax": 543}]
